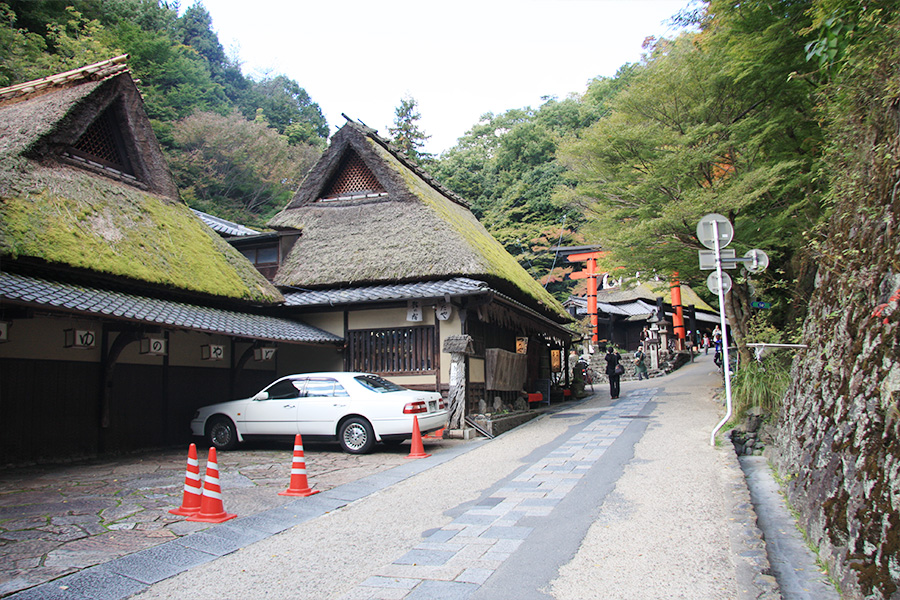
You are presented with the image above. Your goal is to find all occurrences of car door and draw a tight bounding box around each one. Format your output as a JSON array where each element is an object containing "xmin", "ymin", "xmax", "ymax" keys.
[
  {"xmin": 242, "ymin": 378, "xmax": 302, "ymax": 435},
  {"xmin": 298, "ymin": 377, "xmax": 350, "ymax": 436}
]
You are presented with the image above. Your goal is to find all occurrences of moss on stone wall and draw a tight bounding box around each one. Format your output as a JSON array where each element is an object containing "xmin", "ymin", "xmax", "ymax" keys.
[{"xmin": 772, "ymin": 9, "xmax": 900, "ymax": 595}]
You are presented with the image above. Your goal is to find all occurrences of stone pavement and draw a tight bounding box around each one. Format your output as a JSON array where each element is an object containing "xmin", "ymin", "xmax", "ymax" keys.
[
  {"xmin": 341, "ymin": 390, "xmax": 657, "ymax": 600},
  {"xmin": 1, "ymin": 356, "xmax": 835, "ymax": 600},
  {"xmin": 0, "ymin": 435, "xmax": 459, "ymax": 598}
]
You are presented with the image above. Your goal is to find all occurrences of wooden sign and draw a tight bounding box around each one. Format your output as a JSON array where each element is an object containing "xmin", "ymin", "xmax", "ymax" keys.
[
  {"xmin": 516, "ymin": 337, "xmax": 528, "ymax": 354},
  {"xmin": 407, "ymin": 300, "xmax": 423, "ymax": 322}
]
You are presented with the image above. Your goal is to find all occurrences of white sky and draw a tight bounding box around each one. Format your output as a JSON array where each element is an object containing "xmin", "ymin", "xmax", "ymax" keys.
[{"xmin": 194, "ymin": 0, "xmax": 693, "ymax": 155}]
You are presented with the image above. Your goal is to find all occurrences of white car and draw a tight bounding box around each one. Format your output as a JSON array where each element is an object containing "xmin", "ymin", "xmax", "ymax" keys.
[{"xmin": 190, "ymin": 372, "xmax": 448, "ymax": 454}]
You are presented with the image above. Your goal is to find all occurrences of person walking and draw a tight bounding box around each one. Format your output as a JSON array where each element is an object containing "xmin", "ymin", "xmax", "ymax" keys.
[
  {"xmin": 633, "ymin": 346, "xmax": 648, "ymax": 381},
  {"xmin": 604, "ymin": 345, "xmax": 622, "ymax": 399}
]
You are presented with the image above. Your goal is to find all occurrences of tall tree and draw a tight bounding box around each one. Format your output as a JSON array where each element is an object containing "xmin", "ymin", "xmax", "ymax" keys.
[
  {"xmin": 388, "ymin": 95, "xmax": 433, "ymax": 165},
  {"xmin": 167, "ymin": 111, "xmax": 321, "ymax": 227},
  {"xmin": 558, "ymin": 1, "xmax": 825, "ymax": 359},
  {"xmin": 239, "ymin": 75, "xmax": 329, "ymax": 147},
  {"xmin": 432, "ymin": 102, "xmax": 592, "ymax": 300}
]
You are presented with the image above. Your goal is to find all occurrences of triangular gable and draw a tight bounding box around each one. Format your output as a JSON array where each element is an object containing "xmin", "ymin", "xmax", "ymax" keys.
[
  {"xmin": 320, "ymin": 149, "xmax": 386, "ymax": 201},
  {"xmin": 0, "ymin": 58, "xmax": 284, "ymax": 305},
  {"xmin": 0, "ymin": 55, "xmax": 177, "ymax": 198},
  {"xmin": 269, "ymin": 121, "xmax": 570, "ymax": 322},
  {"xmin": 70, "ymin": 102, "xmax": 134, "ymax": 175}
]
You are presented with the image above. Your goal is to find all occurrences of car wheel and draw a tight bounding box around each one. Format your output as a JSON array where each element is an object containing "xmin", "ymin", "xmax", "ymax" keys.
[
  {"xmin": 339, "ymin": 417, "xmax": 375, "ymax": 454},
  {"xmin": 206, "ymin": 416, "xmax": 238, "ymax": 450}
]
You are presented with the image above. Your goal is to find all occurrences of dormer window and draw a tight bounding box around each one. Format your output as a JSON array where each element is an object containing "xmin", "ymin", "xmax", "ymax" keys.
[
  {"xmin": 67, "ymin": 104, "xmax": 135, "ymax": 178},
  {"xmin": 319, "ymin": 151, "xmax": 386, "ymax": 201}
]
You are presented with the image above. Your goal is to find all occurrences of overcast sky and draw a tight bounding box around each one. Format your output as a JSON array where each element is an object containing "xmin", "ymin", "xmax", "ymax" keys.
[{"xmin": 194, "ymin": 0, "xmax": 693, "ymax": 155}]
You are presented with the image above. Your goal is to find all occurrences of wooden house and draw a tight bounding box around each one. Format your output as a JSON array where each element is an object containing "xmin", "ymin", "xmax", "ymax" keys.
[
  {"xmin": 266, "ymin": 120, "xmax": 574, "ymax": 413},
  {"xmin": 0, "ymin": 58, "xmax": 342, "ymax": 463}
]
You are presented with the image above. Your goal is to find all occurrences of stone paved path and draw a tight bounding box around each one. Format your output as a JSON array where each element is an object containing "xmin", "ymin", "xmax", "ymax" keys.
[
  {"xmin": 0, "ymin": 436, "xmax": 454, "ymax": 597},
  {"xmin": 342, "ymin": 392, "xmax": 653, "ymax": 599}
]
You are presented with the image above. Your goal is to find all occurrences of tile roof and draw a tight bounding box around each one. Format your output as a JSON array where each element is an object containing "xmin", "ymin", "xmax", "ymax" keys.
[
  {"xmin": 283, "ymin": 278, "xmax": 490, "ymax": 307},
  {"xmin": 1, "ymin": 271, "xmax": 341, "ymax": 344},
  {"xmin": 192, "ymin": 209, "xmax": 260, "ymax": 237},
  {"xmin": 565, "ymin": 294, "xmax": 723, "ymax": 325},
  {"xmin": 0, "ymin": 55, "xmax": 130, "ymax": 104}
]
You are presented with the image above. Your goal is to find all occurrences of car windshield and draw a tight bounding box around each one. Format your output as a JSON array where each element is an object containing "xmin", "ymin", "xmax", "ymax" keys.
[{"xmin": 354, "ymin": 375, "xmax": 405, "ymax": 393}]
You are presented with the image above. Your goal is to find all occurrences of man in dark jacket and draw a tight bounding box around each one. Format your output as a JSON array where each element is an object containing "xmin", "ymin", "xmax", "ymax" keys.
[{"xmin": 604, "ymin": 346, "xmax": 622, "ymax": 399}]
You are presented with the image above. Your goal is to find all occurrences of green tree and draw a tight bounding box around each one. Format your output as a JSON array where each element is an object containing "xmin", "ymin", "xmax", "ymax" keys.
[
  {"xmin": 558, "ymin": 1, "xmax": 825, "ymax": 359},
  {"xmin": 167, "ymin": 111, "xmax": 321, "ymax": 227},
  {"xmin": 432, "ymin": 102, "xmax": 590, "ymax": 300},
  {"xmin": 388, "ymin": 95, "xmax": 433, "ymax": 164},
  {"xmin": 0, "ymin": 3, "xmax": 119, "ymax": 86},
  {"xmin": 239, "ymin": 75, "xmax": 329, "ymax": 147}
]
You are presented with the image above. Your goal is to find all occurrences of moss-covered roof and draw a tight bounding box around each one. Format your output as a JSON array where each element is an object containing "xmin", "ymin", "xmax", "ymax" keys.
[
  {"xmin": 269, "ymin": 122, "xmax": 570, "ymax": 322},
  {"xmin": 0, "ymin": 59, "xmax": 283, "ymax": 305}
]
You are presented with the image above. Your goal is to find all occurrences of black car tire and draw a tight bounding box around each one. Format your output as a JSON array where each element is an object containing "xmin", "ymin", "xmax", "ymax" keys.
[
  {"xmin": 339, "ymin": 417, "xmax": 375, "ymax": 454},
  {"xmin": 206, "ymin": 416, "xmax": 238, "ymax": 450}
]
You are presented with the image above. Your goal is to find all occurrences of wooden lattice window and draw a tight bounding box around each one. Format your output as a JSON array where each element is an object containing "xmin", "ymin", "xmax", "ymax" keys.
[
  {"xmin": 321, "ymin": 151, "xmax": 384, "ymax": 200},
  {"xmin": 70, "ymin": 106, "xmax": 133, "ymax": 175},
  {"xmin": 347, "ymin": 326, "xmax": 436, "ymax": 375}
]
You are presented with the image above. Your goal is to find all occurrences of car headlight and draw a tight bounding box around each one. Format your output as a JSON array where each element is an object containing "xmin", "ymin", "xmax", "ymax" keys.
[{"xmin": 192, "ymin": 410, "xmax": 200, "ymax": 420}]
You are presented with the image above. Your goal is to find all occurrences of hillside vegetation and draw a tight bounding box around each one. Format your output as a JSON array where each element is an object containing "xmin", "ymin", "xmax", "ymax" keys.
[{"xmin": 0, "ymin": 0, "xmax": 888, "ymax": 354}]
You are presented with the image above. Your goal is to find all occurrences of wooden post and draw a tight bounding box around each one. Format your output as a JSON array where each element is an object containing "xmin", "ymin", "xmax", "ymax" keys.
[
  {"xmin": 443, "ymin": 335, "xmax": 474, "ymax": 431},
  {"xmin": 671, "ymin": 274, "xmax": 685, "ymax": 342}
]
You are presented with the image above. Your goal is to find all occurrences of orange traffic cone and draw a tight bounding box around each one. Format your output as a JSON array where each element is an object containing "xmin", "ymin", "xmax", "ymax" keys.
[
  {"xmin": 187, "ymin": 447, "xmax": 236, "ymax": 523},
  {"xmin": 169, "ymin": 443, "xmax": 202, "ymax": 516},
  {"xmin": 279, "ymin": 434, "xmax": 320, "ymax": 497},
  {"xmin": 406, "ymin": 416, "xmax": 431, "ymax": 459}
]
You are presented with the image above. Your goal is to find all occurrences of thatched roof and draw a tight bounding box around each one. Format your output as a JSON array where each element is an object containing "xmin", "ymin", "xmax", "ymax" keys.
[
  {"xmin": 596, "ymin": 281, "xmax": 715, "ymax": 312},
  {"xmin": 0, "ymin": 57, "xmax": 283, "ymax": 305},
  {"xmin": 268, "ymin": 121, "xmax": 570, "ymax": 322}
]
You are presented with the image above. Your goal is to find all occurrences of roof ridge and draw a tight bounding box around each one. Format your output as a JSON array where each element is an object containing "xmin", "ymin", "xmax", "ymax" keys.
[{"xmin": 0, "ymin": 55, "xmax": 130, "ymax": 103}]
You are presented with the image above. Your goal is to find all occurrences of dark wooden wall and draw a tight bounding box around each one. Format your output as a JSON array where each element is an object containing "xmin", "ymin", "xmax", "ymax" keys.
[{"xmin": 0, "ymin": 359, "xmax": 273, "ymax": 465}]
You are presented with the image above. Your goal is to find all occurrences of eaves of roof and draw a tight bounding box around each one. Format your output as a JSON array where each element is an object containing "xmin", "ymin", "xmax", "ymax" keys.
[
  {"xmin": 283, "ymin": 277, "xmax": 491, "ymax": 307},
  {"xmin": 282, "ymin": 277, "xmax": 574, "ymax": 340},
  {"xmin": 1, "ymin": 271, "xmax": 341, "ymax": 344},
  {"xmin": 191, "ymin": 209, "xmax": 260, "ymax": 237}
]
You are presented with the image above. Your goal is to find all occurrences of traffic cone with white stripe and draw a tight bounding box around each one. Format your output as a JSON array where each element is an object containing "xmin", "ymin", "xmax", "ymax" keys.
[
  {"xmin": 169, "ymin": 443, "xmax": 202, "ymax": 516},
  {"xmin": 187, "ymin": 447, "xmax": 236, "ymax": 523},
  {"xmin": 406, "ymin": 416, "xmax": 431, "ymax": 459},
  {"xmin": 279, "ymin": 434, "xmax": 320, "ymax": 497}
]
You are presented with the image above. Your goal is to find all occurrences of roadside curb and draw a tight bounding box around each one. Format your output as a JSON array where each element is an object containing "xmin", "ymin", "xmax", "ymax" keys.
[{"xmin": 721, "ymin": 429, "xmax": 782, "ymax": 600}]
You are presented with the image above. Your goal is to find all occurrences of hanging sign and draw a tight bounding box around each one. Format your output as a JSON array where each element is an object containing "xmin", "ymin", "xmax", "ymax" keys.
[
  {"xmin": 550, "ymin": 349, "xmax": 562, "ymax": 372},
  {"xmin": 201, "ymin": 344, "xmax": 225, "ymax": 361},
  {"xmin": 516, "ymin": 337, "xmax": 528, "ymax": 354},
  {"xmin": 407, "ymin": 300, "xmax": 423, "ymax": 322},
  {"xmin": 64, "ymin": 329, "xmax": 96, "ymax": 349},
  {"xmin": 435, "ymin": 301, "xmax": 453, "ymax": 321},
  {"xmin": 140, "ymin": 337, "xmax": 167, "ymax": 356},
  {"xmin": 254, "ymin": 347, "xmax": 277, "ymax": 361}
]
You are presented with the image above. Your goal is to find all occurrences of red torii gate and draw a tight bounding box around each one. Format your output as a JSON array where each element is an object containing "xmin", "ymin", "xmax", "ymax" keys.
[
  {"xmin": 567, "ymin": 250, "xmax": 604, "ymax": 343},
  {"xmin": 559, "ymin": 245, "xmax": 686, "ymax": 346}
]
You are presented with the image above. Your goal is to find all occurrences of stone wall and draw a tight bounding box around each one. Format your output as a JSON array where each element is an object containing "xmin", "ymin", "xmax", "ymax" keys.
[{"xmin": 771, "ymin": 34, "xmax": 900, "ymax": 597}]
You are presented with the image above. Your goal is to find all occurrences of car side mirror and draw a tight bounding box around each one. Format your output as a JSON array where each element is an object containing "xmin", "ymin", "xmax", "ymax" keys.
[{"xmin": 252, "ymin": 391, "xmax": 269, "ymax": 401}]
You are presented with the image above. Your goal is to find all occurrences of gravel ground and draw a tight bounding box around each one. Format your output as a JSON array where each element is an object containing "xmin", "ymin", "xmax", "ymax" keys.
[{"xmin": 550, "ymin": 360, "xmax": 740, "ymax": 599}]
